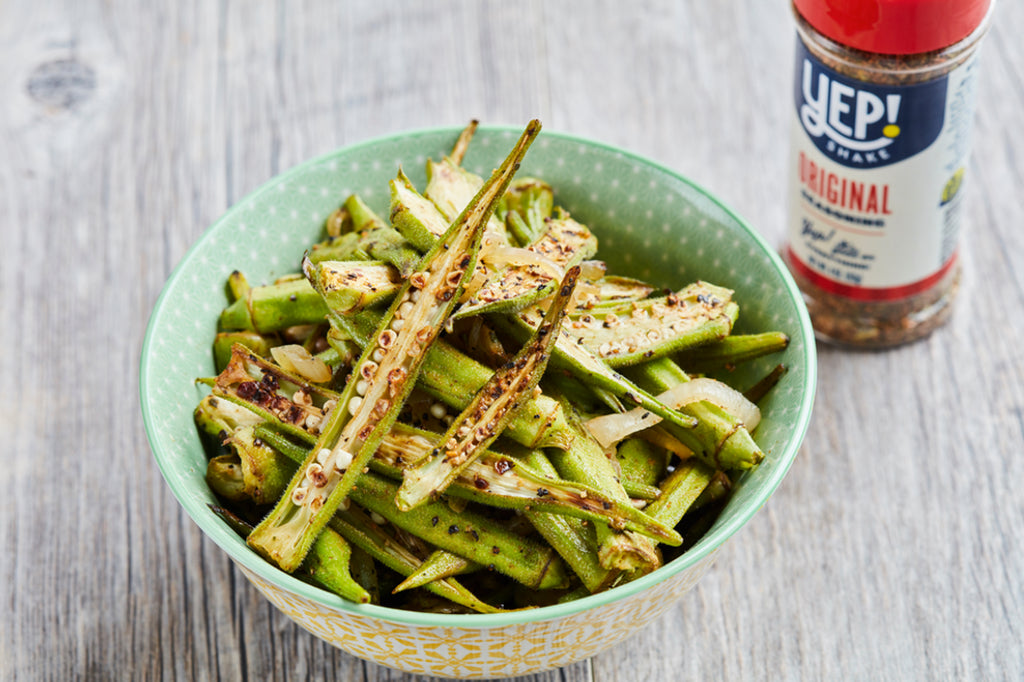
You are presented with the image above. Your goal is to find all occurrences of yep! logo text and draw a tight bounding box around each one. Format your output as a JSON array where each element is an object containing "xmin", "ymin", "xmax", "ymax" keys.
[{"xmin": 794, "ymin": 41, "xmax": 947, "ymax": 167}]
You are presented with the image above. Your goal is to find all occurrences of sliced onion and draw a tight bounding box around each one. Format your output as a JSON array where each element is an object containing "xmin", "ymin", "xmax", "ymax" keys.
[
  {"xmin": 481, "ymin": 244, "xmax": 564, "ymax": 280},
  {"xmin": 270, "ymin": 344, "xmax": 333, "ymax": 384},
  {"xmin": 578, "ymin": 260, "xmax": 607, "ymax": 281},
  {"xmin": 585, "ymin": 377, "xmax": 760, "ymax": 450}
]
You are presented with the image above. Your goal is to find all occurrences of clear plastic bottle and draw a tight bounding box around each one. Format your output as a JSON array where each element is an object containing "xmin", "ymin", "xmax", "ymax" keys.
[{"xmin": 785, "ymin": 0, "xmax": 992, "ymax": 347}]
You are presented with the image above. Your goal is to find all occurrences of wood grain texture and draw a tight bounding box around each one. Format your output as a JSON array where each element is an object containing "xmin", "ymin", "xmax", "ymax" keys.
[{"xmin": 2, "ymin": 0, "xmax": 1021, "ymax": 680}]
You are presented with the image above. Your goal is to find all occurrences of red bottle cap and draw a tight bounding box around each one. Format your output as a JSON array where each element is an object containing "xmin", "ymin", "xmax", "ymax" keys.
[{"xmin": 793, "ymin": 0, "xmax": 991, "ymax": 55}]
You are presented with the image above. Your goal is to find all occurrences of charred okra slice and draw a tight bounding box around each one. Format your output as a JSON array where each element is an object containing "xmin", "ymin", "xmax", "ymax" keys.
[
  {"xmin": 208, "ymin": 345, "xmax": 337, "ymax": 443},
  {"xmin": 369, "ymin": 424, "xmax": 680, "ymax": 543},
  {"xmin": 501, "ymin": 305, "xmax": 700, "ymax": 433},
  {"xmin": 246, "ymin": 121, "xmax": 541, "ymax": 572},
  {"xmin": 567, "ymin": 281, "xmax": 738, "ymax": 367},
  {"xmin": 304, "ymin": 260, "xmax": 403, "ymax": 314},
  {"xmin": 453, "ymin": 212, "xmax": 598, "ymax": 319},
  {"xmin": 510, "ymin": 448, "xmax": 618, "ymax": 593},
  {"xmin": 396, "ymin": 267, "xmax": 580, "ymax": 510},
  {"xmin": 325, "ymin": 308, "xmax": 575, "ymax": 451}
]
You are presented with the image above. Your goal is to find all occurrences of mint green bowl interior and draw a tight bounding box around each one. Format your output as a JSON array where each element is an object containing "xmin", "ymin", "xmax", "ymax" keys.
[{"xmin": 140, "ymin": 125, "xmax": 817, "ymax": 629}]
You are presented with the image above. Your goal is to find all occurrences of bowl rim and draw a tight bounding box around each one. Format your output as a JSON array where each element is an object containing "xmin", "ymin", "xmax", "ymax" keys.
[{"xmin": 140, "ymin": 123, "xmax": 817, "ymax": 628}]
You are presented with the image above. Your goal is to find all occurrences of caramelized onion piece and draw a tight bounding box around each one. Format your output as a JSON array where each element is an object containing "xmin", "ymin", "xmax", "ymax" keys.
[
  {"xmin": 585, "ymin": 377, "xmax": 761, "ymax": 450},
  {"xmin": 270, "ymin": 344, "xmax": 333, "ymax": 384}
]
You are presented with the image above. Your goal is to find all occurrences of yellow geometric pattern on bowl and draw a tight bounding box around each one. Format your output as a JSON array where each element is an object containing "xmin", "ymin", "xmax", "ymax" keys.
[{"xmin": 238, "ymin": 551, "xmax": 717, "ymax": 679}]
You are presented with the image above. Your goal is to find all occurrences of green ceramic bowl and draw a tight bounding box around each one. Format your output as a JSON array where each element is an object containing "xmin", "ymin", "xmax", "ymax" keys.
[{"xmin": 140, "ymin": 125, "xmax": 816, "ymax": 679}]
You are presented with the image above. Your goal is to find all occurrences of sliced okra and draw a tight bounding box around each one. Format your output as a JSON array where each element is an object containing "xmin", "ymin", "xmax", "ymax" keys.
[
  {"xmin": 370, "ymin": 423, "xmax": 680, "ymax": 544},
  {"xmin": 246, "ymin": 121, "xmax": 541, "ymax": 572},
  {"xmin": 503, "ymin": 177, "xmax": 554, "ymax": 245},
  {"xmin": 615, "ymin": 437, "xmax": 669, "ymax": 499},
  {"xmin": 392, "ymin": 549, "xmax": 481, "ymax": 594},
  {"xmin": 642, "ymin": 460, "xmax": 716, "ymax": 532},
  {"xmin": 213, "ymin": 331, "xmax": 275, "ymax": 372},
  {"xmin": 208, "ymin": 503, "xmax": 371, "ymax": 604},
  {"xmin": 674, "ymin": 331, "xmax": 790, "ymax": 373},
  {"xmin": 566, "ymin": 281, "xmax": 738, "ymax": 367},
  {"xmin": 224, "ymin": 425, "xmax": 296, "ymax": 505},
  {"xmin": 499, "ymin": 305, "xmax": 700, "ymax": 432},
  {"xmin": 348, "ymin": 472, "xmax": 569, "ymax": 591},
  {"xmin": 209, "ymin": 344, "xmax": 338, "ymax": 443},
  {"xmin": 342, "ymin": 194, "xmax": 422, "ymax": 277},
  {"xmin": 327, "ymin": 308, "xmax": 575, "ymax": 451},
  {"xmin": 569, "ymin": 274, "xmax": 657, "ymax": 312},
  {"xmin": 510, "ymin": 447, "xmax": 619, "ymax": 593},
  {"xmin": 396, "ymin": 267, "xmax": 580, "ymax": 511},
  {"xmin": 389, "ymin": 168, "xmax": 451, "ymax": 251},
  {"xmin": 330, "ymin": 505, "xmax": 505, "ymax": 613},
  {"xmin": 305, "ymin": 260, "xmax": 403, "ymax": 314},
  {"xmin": 219, "ymin": 277, "xmax": 328, "ymax": 334},
  {"xmin": 425, "ymin": 155, "xmax": 509, "ymax": 248},
  {"xmin": 453, "ymin": 211, "xmax": 598, "ymax": 319},
  {"xmin": 545, "ymin": 395, "xmax": 661, "ymax": 573}
]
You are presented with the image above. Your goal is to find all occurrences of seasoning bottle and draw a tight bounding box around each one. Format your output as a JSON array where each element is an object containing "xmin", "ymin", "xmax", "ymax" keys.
[{"xmin": 784, "ymin": 0, "xmax": 992, "ymax": 348}]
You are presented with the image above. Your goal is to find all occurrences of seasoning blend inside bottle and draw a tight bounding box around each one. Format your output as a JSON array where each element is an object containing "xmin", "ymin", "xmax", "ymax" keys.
[{"xmin": 784, "ymin": 0, "xmax": 992, "ymax": 348}]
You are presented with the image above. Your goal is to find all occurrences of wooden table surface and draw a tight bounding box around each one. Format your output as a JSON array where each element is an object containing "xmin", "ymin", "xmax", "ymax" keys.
[{"xmin": 4, "ymin": 1, "xmax": 1022, "ymax": 680}]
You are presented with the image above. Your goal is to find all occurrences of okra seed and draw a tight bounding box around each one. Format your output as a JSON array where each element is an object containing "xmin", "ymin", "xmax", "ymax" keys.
[
  {"xmin": 348, "ymin": 396, "xmax": 363, "ymax": 415},
  {"xmin": 309, "ymin": 495, "xmax": 324, "ymax": 512},
  {"xmin": 399, "ymin": 301, "xmax": 414, "ymax": 317},
  {"xmin": 291, "ymin": 486, "xmax": 308, "ymax": 504},
  {"xmin": 429, "ymin": 403, "xmax": 447, "ymax": 419},
  {"xmin": 369, "ymin": 511, "xmax": 387, "ymax": 525},
  {"xmin": 305, "ymin": 414, "xmax": 322, "ymax": 431},
  {"xmin": 356, "ymin": 379, "xmax": 369, "ymax": 395},
  {"xmin": 322, "ymin": 399, "xmax": 337, "ymax": 414},
  {"xmin": 410, "ymin": 273, "xmax": 427, "ymax": 289},
  {"xmin": 372, "ymin": 349, "xmax": 385, "ymax": 362},
  {"xmin": 360, "ymin": 361, "xmax": 378, "ymax": 381},
  {"xmin": 334, "ymin": 449, "xmax": 353, "ymax": 471},
  {"xmin": 411, "ymin": 290, "xmax": 421, "ymax": 302},
  {"xmin": 378, "ymin": 330, "xmax": 397, "ymax": 348},
  {"xmin": 316, "ymin": 448, "xmax": 331, "ymax": 464},
  {"xmin": 391, "ymin": 318, "xmax": 405, "ymax": 332},
  {"xmin": 292, "ymin": 390, "xmax": 312, "ymax": 406}
]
